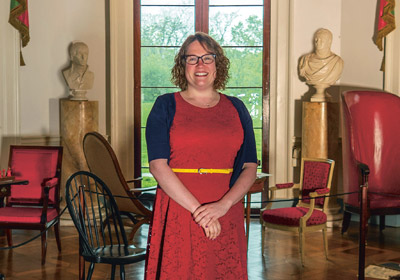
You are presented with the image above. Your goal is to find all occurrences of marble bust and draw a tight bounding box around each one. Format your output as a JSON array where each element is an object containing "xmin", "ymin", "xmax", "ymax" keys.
[
  {"xmin": 62, "ymin": 41, "xmax": 94, "ymax": 101},
  {"xmin": 299, "ymin": 28, "xmax": 343, "ymax": 102}
]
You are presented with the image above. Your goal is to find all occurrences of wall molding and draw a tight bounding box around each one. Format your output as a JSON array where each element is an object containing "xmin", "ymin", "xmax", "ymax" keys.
[
  {"xmin": 19, "ymin": 135, "xmax": 61, "ymax": 146},
  {"xmin": 384, "ymin": 0, "xmax": 400, "ymax": 95},
  {"xmin": 269, "ymin": 0, "xmax": 292, "ymax": 185},
  {"xmin": 109, "ymin": 1, "xmax": 135, "ymax": 179},
  {"xmin": 0, "ymin": 1, "xmax": 20, "ymax": 168}
]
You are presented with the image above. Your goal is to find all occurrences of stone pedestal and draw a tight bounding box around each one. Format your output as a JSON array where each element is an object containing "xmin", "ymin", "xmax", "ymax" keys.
[
  {"xmin": 60, "ymin": 99, "xmax": 98, "ymax": 225},
  {"xmin": 302, "ymin": 101, "xmax": 342, "ymax": 227}
]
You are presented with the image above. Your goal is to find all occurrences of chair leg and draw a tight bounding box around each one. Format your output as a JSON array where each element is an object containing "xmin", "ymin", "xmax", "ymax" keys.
[
  {"xmin": 86, "ymin": 263, "xmax": 95, "ymax": 280},
  {"xmin": 261, "ymin": 223, "xmax": 265, "ymax": 256},
  {"xmin": 341, "ymin": 211, "xmax": 352, "ymax": 234},
  {"xmin": 111, "ymin": 264, "xmax": 116, "ymax": 280},
  {"xmin": 79, "ymin": 254, "xmax": 85, "ymax": 280},
  {"xmin": 5, "ymin": 229, "xmax": 12, "ymax": 247},
  {"xmin": 323, "ymin": 227, "xmax": 328, "ymax": 260},
  {"xmin": 129, "ymin": 219, "xmax": 147, "ymax": 240},
  {"xmin": 120, "ymin": 265, "xmax": 125, "ymax": 280},
  {"xmin": 54, "ymin": 221, "xmax": 62, "ymax": 251},
  {"xmin": 379, "ymin": 215, "xmax": 386, "ymax": 231},
  {"xmin": 41, "ymin": 230, "xmax": 47, "ymax": 265},
  {"xmin": 299, "ymin": 230, "xmax": 305, "ymax": 266}
]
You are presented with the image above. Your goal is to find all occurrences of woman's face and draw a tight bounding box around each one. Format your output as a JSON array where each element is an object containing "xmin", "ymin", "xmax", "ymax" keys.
[{"xmin": 184, "ymin": 40, "xmax": 217, "ymax": 91}]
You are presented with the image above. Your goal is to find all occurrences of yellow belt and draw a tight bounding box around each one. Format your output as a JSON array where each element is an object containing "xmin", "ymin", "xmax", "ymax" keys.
[{"xmin": 171, "ymin": 168, "xmax": 233, "ymax": 174}]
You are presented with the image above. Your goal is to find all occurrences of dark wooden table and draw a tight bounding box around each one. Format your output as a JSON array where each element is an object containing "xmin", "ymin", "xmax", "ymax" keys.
[
  {"xmin": 245, "ymin": 173, "xmax": 270, "ymax": 244},
  {"xmin": 0, "ymin": 178, "xmax": 29, "ymax": 206}
]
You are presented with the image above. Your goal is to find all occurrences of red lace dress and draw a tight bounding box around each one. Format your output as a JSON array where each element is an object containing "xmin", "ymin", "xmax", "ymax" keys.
[{"xmin": 145, "ymin": 92, "xmax": 248, "ymax": 280}]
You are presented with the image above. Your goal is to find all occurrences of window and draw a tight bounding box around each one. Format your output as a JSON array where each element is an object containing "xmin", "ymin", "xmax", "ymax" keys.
[{"xmin": 134, "ymin": 0, "xmax": 270, "ymax": 198}]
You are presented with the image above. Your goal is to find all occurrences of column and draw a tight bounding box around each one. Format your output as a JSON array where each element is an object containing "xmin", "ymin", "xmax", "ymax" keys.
[
  {"xmin": 59, "ymin": 99, "xmax": 98, "ymax": 225},
  {"xmin": 302, "ymin": 101, "xmax": 341, "ymax": 227}
]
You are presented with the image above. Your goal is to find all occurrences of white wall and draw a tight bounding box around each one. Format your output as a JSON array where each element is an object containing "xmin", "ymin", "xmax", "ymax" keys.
[
  {"xmin": 291, "ymin": 0, "xmax": 343, "ymax": 138},
  {"xmin": 17, "ymin": 0, "xmax": 107, "ymax": 136},
  {"xmin": 1, "ymin": 0, "xmax": 387, "ymax": 180},
  {"xmin": 270, "ymin": 0, "xmax": 384, "ymax": 189},
  {"xmin": 286, "ymin": 0, "xmax": 382, "ymax": 140},
  {"xmin": 340, "ymin": 0, "xmax": 383, "ymax": 89},
  {"xmin": 0, "ymin": 2, "xmax": 19, "ymax": 168}
]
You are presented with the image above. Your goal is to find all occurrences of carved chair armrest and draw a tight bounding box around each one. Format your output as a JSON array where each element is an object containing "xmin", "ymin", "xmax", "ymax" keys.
[
  {"xmin": 42, "ymin": 177, "xmax": 59, "ymax": 189},
  {"xmin": 275, "ymin": 183, "xmax": 295, "ymax": 189},
  {"xmin": 130, "ymin": 186, "xmax": 157, "ymax": 193},
  {"xmin": 312, "ymin": 188, "xmax": 330, "ymax": 195},
  {"xmin": 126, "ymin": 177, "xmax": 143, "ymax": 184},
  {"xmin": 357, "ymin": 161, "xmax": 370, "ymax": 185},
  {"xmin": 40, "ymin": 177, "xmax": 59, "ymax": 224},
  {"xmin": 41, "ymin": 177, "xmax": 59, "ymax": 203},
  {"xmin": 300, "ymin": 189, "xmax": 330, "ymax": 225},
  {"xmin": 357, "ymin": 162, "xmax": 370, "ymax": 176},
  {"xmin": 126, "ymin": 177, "xmax": 143, "ymax": 189},
  {"xmin": 262, "ymin": 183, "xmax": 298, "ymax": 211}
]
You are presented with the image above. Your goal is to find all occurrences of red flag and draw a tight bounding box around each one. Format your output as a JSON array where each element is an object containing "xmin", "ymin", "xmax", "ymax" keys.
[
  {"xmin": 375, "ymin": 0, "xmax": 395, "ymax": 51},
  {"xmin": 9, "ymin": 0, "xmax": 30, "ymax": 65}
]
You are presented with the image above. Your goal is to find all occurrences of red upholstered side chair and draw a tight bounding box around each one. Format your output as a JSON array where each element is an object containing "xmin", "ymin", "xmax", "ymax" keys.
[
  {"xmin": 0, "ymin": 145, "xmax": 63, "ymax": 265},
  {"xmin": 260, "ymin": 157, "xmax": 335, "ymax": 266},
  {"xmin": 341, "ymin": 90, "xmax": 400, "ymax": 234}
]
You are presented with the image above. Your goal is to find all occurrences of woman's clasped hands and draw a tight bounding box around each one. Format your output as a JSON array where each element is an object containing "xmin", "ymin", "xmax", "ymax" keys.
[{"xmin": 192, "ymin": 201, "xmax": 230, "ymax": 240}]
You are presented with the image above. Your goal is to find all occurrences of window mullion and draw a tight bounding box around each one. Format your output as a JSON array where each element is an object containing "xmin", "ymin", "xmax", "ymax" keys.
[
  {"xmin": 195, "ymin": 0, "xmax": 209, "ymax": 33},
  {"xmin": 133, "ymin": 0, "xmax": 142, "ymax": 183}
]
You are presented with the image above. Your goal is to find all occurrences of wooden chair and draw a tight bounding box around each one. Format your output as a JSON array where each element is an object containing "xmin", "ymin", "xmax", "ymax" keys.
[
  {"xmin": 260, "ymin": 157, "xmax": 335, "ymax": 266},
  {"xmin": 65, "ymin": 171, "xmax": 146, "ymax": 280},
  {"xmin": 82, "ymin": 132, "xmax": 155, "ymax": 240},
  {"xmin": 0, "ymin": 145, "xmax": 63, "ymax": 265},
  {"xmin": 341, "ymin": 90, "xmax": 400, "ymax": 233}
]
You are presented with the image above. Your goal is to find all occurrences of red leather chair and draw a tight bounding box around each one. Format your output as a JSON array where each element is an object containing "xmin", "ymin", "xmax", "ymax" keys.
[
  {"xmin": 341, "ymin": 90, "xmax": 400, "ymax": 233},
  {"xmin": 0, "ymin": 145, "xmax": 63, "ymax": 265}
]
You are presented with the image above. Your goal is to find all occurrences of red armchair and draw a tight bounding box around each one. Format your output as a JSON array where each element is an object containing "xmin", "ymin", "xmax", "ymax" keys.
[
  {"xmin": 261, "ymin": 158, "xmax": 335, "ymax": 266},
  {"xmin": 0, "ymin": 145, "xmax": 63, "ymax": 265},
  {"xmin": 341, "ymin": 90, "xmax": 400, "ymax": 233}
]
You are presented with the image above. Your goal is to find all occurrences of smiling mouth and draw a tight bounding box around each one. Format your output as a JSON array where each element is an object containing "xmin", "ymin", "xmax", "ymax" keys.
[{"xmin": 195, "ymin": 72, "xmax": 208, "ymax": 76}]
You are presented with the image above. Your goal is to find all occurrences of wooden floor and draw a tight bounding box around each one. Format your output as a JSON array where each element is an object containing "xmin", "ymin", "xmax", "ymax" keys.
[{"xmin": 1, "ymin": 219, "xmax": 400, "ymax": 279}]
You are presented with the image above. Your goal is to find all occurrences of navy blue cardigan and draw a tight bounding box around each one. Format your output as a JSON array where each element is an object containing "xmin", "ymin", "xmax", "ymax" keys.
[{"xmin": 146, "ymin": 93, "xmax": 258, "ymax": 188}]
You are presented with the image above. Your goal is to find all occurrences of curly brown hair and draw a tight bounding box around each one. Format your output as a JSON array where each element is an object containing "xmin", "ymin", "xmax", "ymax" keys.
[{"xmin": 171, "ymin": 32, "xmax": 230, "ymax": 91}]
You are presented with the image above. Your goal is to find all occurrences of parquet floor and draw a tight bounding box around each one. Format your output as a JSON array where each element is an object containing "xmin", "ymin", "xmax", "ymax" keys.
[{"xmin": 1, "ymin": 219, "xmax": 400, "ymax": 279}]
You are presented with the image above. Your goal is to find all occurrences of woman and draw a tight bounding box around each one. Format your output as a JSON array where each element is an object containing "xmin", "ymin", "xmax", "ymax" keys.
[{"xmin": 145, "ymin": 32, "xmax": 258, "ymax": 280}]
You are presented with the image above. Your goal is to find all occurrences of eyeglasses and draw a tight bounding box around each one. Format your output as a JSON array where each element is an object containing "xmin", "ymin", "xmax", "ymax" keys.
[{"xmin": 184, "ymin": 54, "xmax": 216, "ymax": 65}]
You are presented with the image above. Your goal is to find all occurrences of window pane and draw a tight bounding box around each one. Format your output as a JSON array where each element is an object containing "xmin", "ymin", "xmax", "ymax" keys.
[
  {"xmin": 142, "ymin": 127, "xmax": 149, "ymax": 168},
  {"xmin": 139, "ymin": 1, "xmax": 267, "ymax": 186},
  {"xmin": 209, "ymin": 6, "xmax": 263, "ymax": 46},
  {"xmin": 141, "ymin": 47, "xmax": 179, "ymax": 87},
  {"xmin": 141, "ymin": 128, "xmax": 157, "ymax": 188},
  {"xmin": 210, "ymin": 0, "xmax": 263, "ymax": 5},
  {"xmin": 142, "ymin": 87, "xmax": 179, "ymax": 172},
  {"xmin": 222, "ymin": 88, "xmax": 262, "ymax": 128},
  {"xmin": 224, "ymin": 47, "xmax": 262, "ymax": 88},
  {"xmin": 222, "ymin": 89, "xmax": 262, "ymax": 167},
  {"xmin": 142, "ymin": 87, "xmax": 179, "ymax": 127},
  {"xmin": 142, "ymin": 0, "xmax": 194, "ymax": 5},
  {"xmin": 142, "ymin": 6, "xmax": 194, "ymax": 46}
]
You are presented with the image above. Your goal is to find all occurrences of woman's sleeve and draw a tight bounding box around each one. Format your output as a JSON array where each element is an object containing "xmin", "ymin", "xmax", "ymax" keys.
[
  {"xmin": 239, "ymin": 101, "xmax": 258, "ymax": 164},
  {"xmin": 146, "ymin": 96, "xmax": 171, "ymax": 162},
  {"xmin": 228, "ymin": 96, "xmax": 258, "ymax": 187}
]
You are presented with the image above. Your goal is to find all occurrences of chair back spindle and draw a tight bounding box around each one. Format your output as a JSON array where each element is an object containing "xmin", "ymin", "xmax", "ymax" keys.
[{"xmin": 65, "ymin": 171, "xmax": 145, "ymax": 279}]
